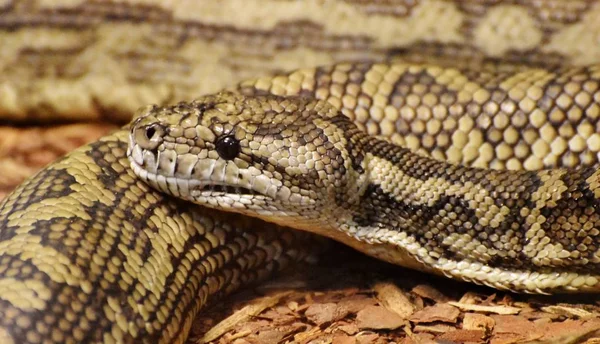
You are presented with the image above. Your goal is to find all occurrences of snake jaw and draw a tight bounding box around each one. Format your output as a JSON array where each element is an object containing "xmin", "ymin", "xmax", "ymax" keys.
[
  {"xmin": 131, "ymin": 157, "xmax": 317, "ymax": 215},
  {"xmin": 129, "ymin": 138, "xmax": 317, "ymax": 214}
]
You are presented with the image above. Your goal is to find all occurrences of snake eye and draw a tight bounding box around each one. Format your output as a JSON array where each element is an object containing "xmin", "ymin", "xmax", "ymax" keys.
[
  {"xmin": 145, "ymin": 126, "xmax": 157, "ymax": 140},
  {"xmin": 215, "ymin": 135, "xmax": 240, "ymax": 160}
]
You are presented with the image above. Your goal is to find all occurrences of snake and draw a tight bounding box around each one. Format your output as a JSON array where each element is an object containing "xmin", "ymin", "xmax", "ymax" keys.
[{"xmin": 3, "ymin": 0, "xmax": 600, "ymax": 343}]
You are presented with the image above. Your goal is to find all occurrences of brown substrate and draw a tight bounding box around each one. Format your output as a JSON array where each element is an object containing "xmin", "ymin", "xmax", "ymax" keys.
[{"xmin": 0, "ymin": 123, "xmax": 117, "ymax": 198}]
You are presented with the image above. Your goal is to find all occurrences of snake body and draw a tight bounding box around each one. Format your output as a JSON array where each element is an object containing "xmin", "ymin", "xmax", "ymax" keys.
[
  {"xmin": 128, "ymin": 72, "xmax": 600, "ymax": 294},
  {"xmin": 3, "ymin": 0, "xmax": 600, "ymax": 122},
  {"xmin": 3, "ymin": 0, "xmax": 600, "ymax": 343},
  {"xmin": 0, "ymin": 129, "xmax": 318, "ymax": 343}
]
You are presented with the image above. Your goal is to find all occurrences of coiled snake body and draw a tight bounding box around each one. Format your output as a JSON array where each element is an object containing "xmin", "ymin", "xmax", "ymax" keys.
[{"xmin": 3, "ymin": 1, "xmax": 600, "ymax": 343}]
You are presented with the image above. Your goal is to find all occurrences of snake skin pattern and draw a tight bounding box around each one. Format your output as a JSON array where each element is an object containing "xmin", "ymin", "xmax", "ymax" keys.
[
  {"xmin": 0, "ymin": 130, "xmax": 317, "ymax": 343},
  {"xmin": 2, "ymin": 0, "xmax": 600, "ymax": 343},
  {"xmin": 2, "ymin": 0, "xmax": 600, "ymax": 122},
  {"xmin": 127, "ymin": 75, "xmax": 600, "ymax": 294}
]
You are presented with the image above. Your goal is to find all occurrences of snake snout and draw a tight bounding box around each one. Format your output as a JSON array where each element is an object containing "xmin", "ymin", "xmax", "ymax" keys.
[{"xmin": 129, "ymin": 119, "xmax": 168, "ymax": 174}]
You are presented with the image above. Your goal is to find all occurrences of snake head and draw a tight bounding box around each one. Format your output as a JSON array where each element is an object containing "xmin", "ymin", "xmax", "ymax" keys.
[{"xmin": 128, "ymin": 92, "xmax": 367, "ymax": 227}]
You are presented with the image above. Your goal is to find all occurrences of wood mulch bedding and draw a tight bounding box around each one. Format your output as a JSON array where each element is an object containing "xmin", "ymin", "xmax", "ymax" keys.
[
  {"xmin": 0, "ymin": 124, "xmax": 117, "ymax": 199},
  {"xmin": 190, "ymin": 244, "xmax": 600, "ymax": 344},
  {"xmin": 2, "ymin": 125, "xmax": 600, "ymax": 344}
]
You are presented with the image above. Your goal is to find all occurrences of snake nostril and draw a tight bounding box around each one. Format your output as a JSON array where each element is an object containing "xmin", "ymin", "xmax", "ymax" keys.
[{"xmin": 134, "ymin": 123, "xmax": 164, "ymax": 150}]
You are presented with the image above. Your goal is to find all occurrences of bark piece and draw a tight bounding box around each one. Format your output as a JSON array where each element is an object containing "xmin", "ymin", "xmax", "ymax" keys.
[
  {"xmin": 333, "ymin": 334, "xmax": 356, "ymax": 344},
  {"xmin": 409, "ymin": 303, "xmax": 460, "ymax": 324},
  {"xmin": 463, "ymin": 313, "xmax": 495, "ymax": 331},
  {"xmin": 413, "ymin": 324, "xmax": 454, "ymax": 334},
  {"xmin": 449, "ymin": 302, "xmax": 520, "ymax": 315},
  {"xmin": 540, "ymin": 305, "xmax": 596, "ymax": 319},
  {"xmin": 200, "ymin": 291, "xmax": 292, "ymax": 343},
  {"xmin": 337, "ymin": 323, "xmax": 359, "ymax": 335},
  {"xmin": 356, "ymin": 305, "xmax": 407, "ymax": 330},
  {"xmin": 438, "ymin": 329, "xmax": 486, "ymax": 343},
  {"xmin": 305, "ymin": 302, "xmax": 349, "ymax": 325},
  {"xmin": 255, "ymin": 329, "xmax": 285, "ymax": 344},
  {"xmin": 373, "ymin": 281, "xmax": 418, "ymax": 318},
  {"xmin": 411, "ymin": 284, "xmax": 451, "ymax": 303},
  {"xmin": 338, "ymin": 295, "xmax": 378, "ymax": 314}
]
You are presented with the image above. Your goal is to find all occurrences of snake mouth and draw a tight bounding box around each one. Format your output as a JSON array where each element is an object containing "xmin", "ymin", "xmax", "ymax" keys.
[
  {"xmin": 128, "ymin": 142, "xmax": 317, "ymax": 210},
  {"xmin": 128, "ymin": 155, "xmax": 274, "ymax": 206},
  {"xmin": 131, "ymin": 162, "xmax": 269, "ymax": 199},
  {"xmin": 194, "ymin": 183, "xmax": 259, "ymax": 196},
  {"xmin": 128, "ymin": 141, "xmax": 271, "ymax": 199}
]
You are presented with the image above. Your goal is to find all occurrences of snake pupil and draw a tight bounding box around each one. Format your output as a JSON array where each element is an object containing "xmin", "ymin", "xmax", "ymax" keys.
[
  {"xmin": 216, "ymin": 135, "xmax": 240, "ymax": 160},
  {"xmin": 145, "ymin": 126, "xmax": 157, "ymax": 140}
]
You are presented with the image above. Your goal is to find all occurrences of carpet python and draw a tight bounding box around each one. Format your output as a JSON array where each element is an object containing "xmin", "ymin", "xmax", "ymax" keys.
[
  {"xmin": 128, "ymin": 84, "xmax": 600, "ymax": 294},
  {"xmin": 2, "ymin": 1, "xmax": 600, "ymax": 343}
]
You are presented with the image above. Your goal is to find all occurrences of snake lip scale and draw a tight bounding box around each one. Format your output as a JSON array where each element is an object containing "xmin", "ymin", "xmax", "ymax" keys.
[
  {"xmin": 129, "ymin": 159, "xmax": 261, "ymax": 198},
  {"xmin": 129, "ymin": 150, "xmax": 276, "ymax": 208},
  {"xmin": 128, "ymin": 91, "xmax": 600, "ymax": 295}
]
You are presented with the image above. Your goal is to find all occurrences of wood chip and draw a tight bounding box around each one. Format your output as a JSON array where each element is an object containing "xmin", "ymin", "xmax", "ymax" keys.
[
  {"xmin": 540, "ymin": 305, "xmax": 596, "ymax": 319},
  {"xmin": 411, "ymin": 284, "xmax": 451, "ymax": 303},
  {"xmin": 222, "ymin": 329, "xmax": 252, "ymax": 342},
  {"xmin": 287, "ymin": 301, "xmax": 299, "ymax": 312},
  {"xmin": 337, "ymin": 295, "xmax": 379, "ymax": 314},
  {"xmin": 497, "ymin": 320, "xmax": 600, "ymax": 344},
  {"xmin": 278, "ymin": 323, "xmax": 308, "ymax": 342},
  {"xmin": 231, "ymin": 338, "xmax": 251, "ymax": 344},
  {"xmin": 258, "ymin": 308, "xmax": 295, "ymax": 325},
  {"xmin": 448, "ymin": 301, "xmax": 521, "ymax": 315},
  {"xmin": 490, "ymin": 332, "xmax": 538, "ymax": 344},
  {"xmin": 491, "ymin": 315, "xmax": 536, "ymax": 334},
  {"xmin": 356, "ymin": 332, "xmax": 380, "ymax": 344},
  {"xmin": 520, "ymin": 310, "xmax": 560, "ymax": 321},
  {"xmin": 200, "ymin": 291, "xmax": 292, "ymax": 343},
  {"xmin": 337, "ymin": 323, "xmax": 359, "ymax": 335},
  {"xmin": 409, "ymin": 303, "xmax": 460, "ymax": 324},
  {"xmin": 293, "ymin": 326, "xmax": 321, "ymax": 344},
  {"xmin": 400, "ymin": 333, "xmax": 436, "ymax": 344},
  {"xmin": 413, "ymin": 324, "xmax": 455, "ymax": 334},
  {"xmin": 532, "ymin": 317, "xmax": 552, "ymax": 325},
  {"xmin": 437, "ymin": 329, "xmax": 486, "ymax": 343},
  {"xmin": 255, "ymin": 329, "xmax": 285, "ymax": 344},
  {"xmin": 487, "ymin": 316, "xmax": 600, "ymax": 343},
  {"xmin": 458, "ymin": 292, "xmax": 486, "ymax": 304},
  {"xmin": 373, "ymin": 281, "xmax": 417, "ymax": 318},
  {"xmin": 305, "ymin": 302, "xmax": 349, "ymax": 325},
  {"xmin": 333, "ymin": 334, "xmax": 356, "ymax": 344},
  {"xmin": 463, "ymin": 313, "xmax": 495, "ymax": 331},
  {"xmin": 356, "ymin": 305, "xmax": 407, "ymax": 330},
  {"xmin": 537, "ymin": 319, "xmax": 600, "ymax": 341}
]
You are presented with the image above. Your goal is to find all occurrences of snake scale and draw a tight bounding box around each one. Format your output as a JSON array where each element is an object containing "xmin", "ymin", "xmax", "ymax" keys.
[{"xmin": 3, "ymin": 0, "xmax": 600, "ymax": 343}]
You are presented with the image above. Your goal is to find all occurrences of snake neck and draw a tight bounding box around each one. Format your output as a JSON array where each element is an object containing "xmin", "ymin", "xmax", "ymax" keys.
[{"xmin": 348, "ymin": 128, "xmax": 600, "ymax": 277}]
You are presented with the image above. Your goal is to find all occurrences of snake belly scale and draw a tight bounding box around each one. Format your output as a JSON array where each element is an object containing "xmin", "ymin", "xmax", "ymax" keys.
[{"xmin": 3, "ymin": 1, "xmax": 600, "ymax": 343}]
